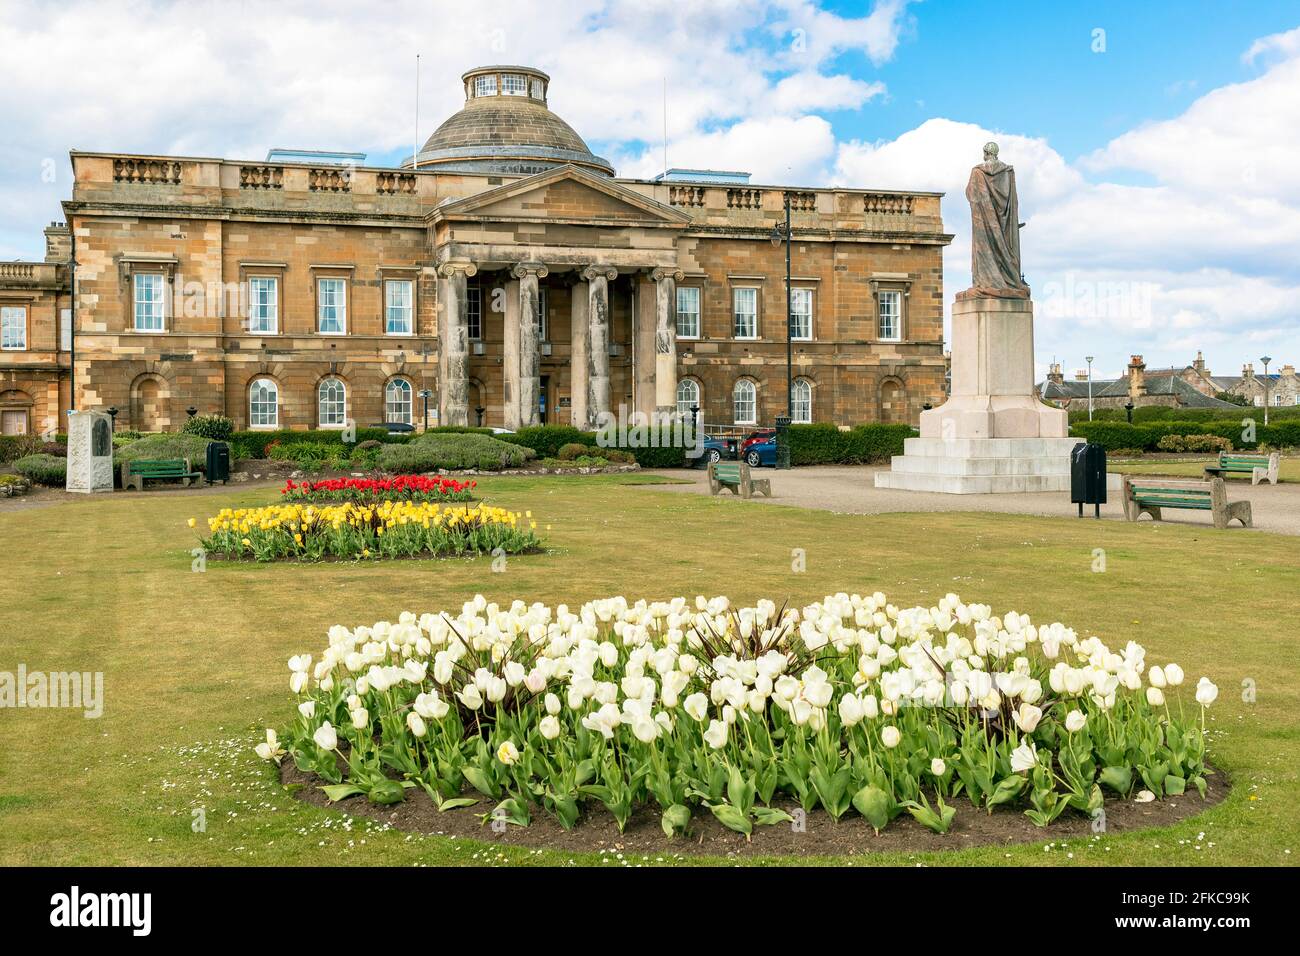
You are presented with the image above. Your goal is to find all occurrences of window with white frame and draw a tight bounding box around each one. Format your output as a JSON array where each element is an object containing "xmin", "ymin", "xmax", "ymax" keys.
[
  {"xmin": 676, "ymin": 286, "xmax": 700, "ymax": 338},
  {"xmin": 1, "ymin": 306, "xmax": 26, "ymax": 350},
  {"xmin": 790, "ymin": 288, "xmax": 813, "ymax": 340},
  {"xmin": 318, "ymin": 378, "xmax": 346, "ymax": 427},
  {"xmin": 676, "ymin": 378, "xmax": 700, "ymax": 418},
  {"xmin": 386, "ymin": 378, "xmax": 413, "ymax": 425},
  {"xmin": 317, "ymin": 277, "xmax": 346, "ymax": 334},
  {"xmin": 247, "ymin": 276, "xmax": 278, "ymax": 333},
  {"xmin": 1275, "ymin": 392, "xmax": 1284, "ymax": 406},
  {"xmin": 530, "ymin": 79, "xmax": 544, "ymax": 99},
  {"xmin": 878, "ymin": 290, "xmax": 901, "ymax": 341},
  {"xmin": 474, "ymin": 74, "xmax": 497, "ymax": 97},
  {"xmin": 733, "ymin": 379, "xmax": 756, "ymax": 424},
  {"xmin": 733, "ymin": 287, "xmax": 757, "ymax": 338},
  {"xmin": 502, "ymin": 74, "xmax": 527, "ymax": 96},
  {"xmin": 792, "ymin": 378, "xmax": 813, "ymax": 423},
  {"xmin": 538, "ymin": 288, "xmax": 549, "ymax": 341},
  {"xmin": 385, "ymin": 279, "xmax": 413, "ymax": 335},
  {"xmin": 133, "ymin": 273, "xmax": 165, "ymax": 331},
  {"xmin": 249, "ymin": 378, "xmax": 278, "ymax": 428},
  {"xmin": 466, "ymin": 287, "xmax": 482, "ymax": 340}
]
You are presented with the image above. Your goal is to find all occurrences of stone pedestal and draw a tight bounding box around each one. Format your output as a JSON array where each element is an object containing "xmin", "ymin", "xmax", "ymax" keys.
[
  {"xmin": 875, "ymin": 297, "xmax": 1073, "ymax": 494},
  {"xmin": 66, "ymin": 410, "xmax": 115, "ymax": 494}
]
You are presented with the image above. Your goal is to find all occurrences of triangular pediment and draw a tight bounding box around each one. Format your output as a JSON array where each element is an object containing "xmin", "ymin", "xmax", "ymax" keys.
[{"xmin": 431, "ymin": 165, "xmax": 691, "ymax": 227}]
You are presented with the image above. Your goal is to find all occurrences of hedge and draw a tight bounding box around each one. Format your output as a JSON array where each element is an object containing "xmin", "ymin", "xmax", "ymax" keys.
[
  {"xmin": 1069, "ymin": 404, "xmax": 1300, "ymax": 425},
  {"xmin": 230, "ymin": 427, "xmax": 406, "ymax": 459},
  {"xmin": 13, "ymin": 454, "xmax": 67, "ymax": 486},
  {"xmin": 0, "ymin": 434, "xmax": 43, "ymax": 463},
  {"xmin": 787, "ymin": 423, "xmax": 915, "ymax": 465},
  {"xmin": 377, "ymin": 433, "xmax": 535, "ymax": 472},
  {"xmin": 1070, "ymin": 419, "xmax": 1300, "ymax": 451},
  {"xmin": 116, "ymin": 433, "xmax": 214, "ymax": 465}
]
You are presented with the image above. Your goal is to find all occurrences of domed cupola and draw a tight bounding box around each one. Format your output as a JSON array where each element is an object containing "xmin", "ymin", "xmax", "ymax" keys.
[{"xmin": 409, "ymin": 66, "xmax": 614, "ymax": 176}]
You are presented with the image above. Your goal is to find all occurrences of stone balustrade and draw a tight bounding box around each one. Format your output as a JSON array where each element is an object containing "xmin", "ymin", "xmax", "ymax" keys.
[
  {"xmin": 308, "ymin": 167, "xmax": 352, "ymax": 192},
  {"xmin": 376, "ymin": 171, "xmax": 417, "ymax": 195},
  {"xmin": 112, "ymin": 157, "xmax": 183, "ymax": 185},
  {"xmin": 239, "ymin": 165, "xmax": 284, "ymax": 189}
]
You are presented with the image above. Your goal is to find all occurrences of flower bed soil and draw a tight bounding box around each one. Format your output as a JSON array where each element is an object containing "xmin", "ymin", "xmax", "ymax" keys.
[{"xmin": 281, "ymin": 761, "xmax": 1227, "ymax": 859}]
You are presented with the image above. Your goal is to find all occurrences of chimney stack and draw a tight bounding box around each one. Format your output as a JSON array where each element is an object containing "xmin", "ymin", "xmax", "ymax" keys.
[
  {"xmin": 1193, "ymin": 350, "xmax": 1206, "ymax": 373},
  {"xmin": 1047, "ymin": 362, "xmax": 1064, "ymax": 384},
  {"xmin": 43, "ymin": 221, "xmax": 71, "ymax": 264},
  {"xmin": 1128, "ymin": 354, "xmax": 1147, "ymax": 401}
]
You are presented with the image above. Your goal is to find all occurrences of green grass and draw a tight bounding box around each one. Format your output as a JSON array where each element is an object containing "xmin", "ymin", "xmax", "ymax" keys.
[
  {"xmin": 1112, "ymin": 456, "xmax": 1299, "ymax": 482},
  {"xmin": 1, "ymin": 473, "xmax": 1297, "ymax": 866}
]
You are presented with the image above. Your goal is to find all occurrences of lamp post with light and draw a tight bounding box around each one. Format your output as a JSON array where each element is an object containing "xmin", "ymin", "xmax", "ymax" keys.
[
  {"xmin": 769, "ymin": 191, "xmax": 793, "ymax": 469},
  {"xmin": 1261, "ymin": 355, "xmax": 1273, "ymax": 425},
  {"xmin": 1085, "ymin": 356, "xmax": 1094, "ymax": 421}
]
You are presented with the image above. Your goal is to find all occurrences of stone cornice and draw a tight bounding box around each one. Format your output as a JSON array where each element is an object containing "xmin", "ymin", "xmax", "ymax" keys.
[{"xmin": 61, "ymin": 200, "xmax": 425, "ymax": 230}]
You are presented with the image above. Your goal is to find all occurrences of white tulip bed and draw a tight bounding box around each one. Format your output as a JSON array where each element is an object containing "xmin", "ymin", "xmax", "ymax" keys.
[{"xmin": 259, "ymin": 592, "xmax": 1218, "ymax": 838}]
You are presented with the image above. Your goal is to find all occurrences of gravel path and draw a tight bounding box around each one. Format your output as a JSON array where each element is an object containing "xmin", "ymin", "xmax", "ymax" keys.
[{"xmin": 640, "ymin": 465, "xmax": 1300, "ymax": 536}]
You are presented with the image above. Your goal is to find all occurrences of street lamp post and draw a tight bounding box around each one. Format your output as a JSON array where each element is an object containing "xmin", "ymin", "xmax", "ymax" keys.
[
  {"xmin": 770, "ymin": 192, "xmax": 794, "ymax": 470},
  {"xmin": 1261, "ymin": 355, "xmax": 1273, "ymax": 425},
  {"xmin": 1085, "ymin": 356, "xmax": 1095, "ymax": 421}
]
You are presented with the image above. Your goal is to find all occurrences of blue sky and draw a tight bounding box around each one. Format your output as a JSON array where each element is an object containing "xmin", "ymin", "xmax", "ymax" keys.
[{"xmin": 2, "ymin": 0, "xmax": 1298, "ymax": 380}]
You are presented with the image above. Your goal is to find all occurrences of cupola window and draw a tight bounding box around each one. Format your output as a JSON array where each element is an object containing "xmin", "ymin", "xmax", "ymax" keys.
[{"xmin": 473, "ymin": 74, "xmax": 497, "ymax": 97}]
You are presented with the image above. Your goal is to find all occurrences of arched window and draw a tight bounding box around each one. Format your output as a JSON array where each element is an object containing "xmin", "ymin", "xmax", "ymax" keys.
[
  {"xmin": 676, "ymin": 378, "xmax": 700, "ymax": 419},
  {"xmin": 733, "ymin": 379, "xmax": 756, "ymax": 425},
  {"xmin": 792, "ymin": 378, "xmax": 813, "ymax": 424},
  {"xmin": 386, "ymin": 378, "xmax": 413, "ymax": 425},
  {"xmin": 318, "ymin": 378, "xmax": 346, "ymax": 428},
  {"xmin": 249, "ymin": 378, "xmax": 278, "ymax": 429}
]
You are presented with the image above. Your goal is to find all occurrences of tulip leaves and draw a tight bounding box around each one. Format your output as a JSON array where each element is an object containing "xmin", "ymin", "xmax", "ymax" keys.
[{"xmin": 851, "ymin": 784, "xmax": 891, "ymax": 834}]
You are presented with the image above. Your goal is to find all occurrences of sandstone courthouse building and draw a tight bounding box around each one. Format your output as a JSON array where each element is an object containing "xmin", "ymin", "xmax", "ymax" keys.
[{"xmin": 1, "ymin": 65, "xmax": 954, "ymax": 439}]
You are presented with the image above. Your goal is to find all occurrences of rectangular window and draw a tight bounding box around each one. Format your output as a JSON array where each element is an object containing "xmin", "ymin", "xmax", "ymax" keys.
[
  {"xmin": 733, "ymin": 287, "xmax": 757, "ymax": 339},
  {"xmin": 133, "ymin": 273, "xmax": 165, "ymax": 331},
  {"xmin": 474, "ymin": 74, "xmax": 497, "ymax": 97},
  {"xmin": 790, "ymin": 288, "xmax": 813, "ymax": 340},
  {"xmin": 502, "ymin": 74, "xmax": 527, "ymax": 96},
  {"xmin": 247, "ymin": 276, "xmax": 278, "ymax": 333},
  {"xmin": 537, "ymin": 288, "xmax": 548, "ymax": 341},
  {"xmin": 466, "ymin": 287, "xmax": 482, "ymax": 340},
  {"xmin": 676, "ymin": 286, "xmax": 700, "ymax": 338},
  {"xmin": 385, "ymin": 279, "xmax": 413, "ymax": 335},
  {"xmin": 1, "ymin": 306, "xmax": 26, "ymax": 350},
  {"xmin": 317, "ymin": 277, "xmax": 347, "ymax": 334},
  {"xmin": 878, "ymin": 290, "xmax": 901, "ymax": 341}
]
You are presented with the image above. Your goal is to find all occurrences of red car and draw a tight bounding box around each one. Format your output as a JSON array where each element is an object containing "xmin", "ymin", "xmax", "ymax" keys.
[{"xmin": 740, "ymin": 428, "xmax": 776, "ymax": 455}]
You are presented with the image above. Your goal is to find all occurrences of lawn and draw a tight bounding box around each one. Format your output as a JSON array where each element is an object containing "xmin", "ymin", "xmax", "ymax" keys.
[
  {"xmin": 1111, "ymin": 455, "xmax": 1299, "ymax": 482},
  {"xmin": 1, "ymin": 473, "xmax": 1297, "ymax": 866}
]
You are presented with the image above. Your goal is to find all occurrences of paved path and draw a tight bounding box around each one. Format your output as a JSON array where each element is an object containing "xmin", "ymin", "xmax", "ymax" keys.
[{"xmin": 641, "ymin": 465, "xmax": 1300, "ymax": 536}]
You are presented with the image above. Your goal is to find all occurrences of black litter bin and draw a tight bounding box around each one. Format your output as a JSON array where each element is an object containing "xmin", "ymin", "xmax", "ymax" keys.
[
  {"xmin": 1070, "ymin": 441, "xmax": 1107, "ymax": 517},
  {"xmin": 206, "ymin": 441, "xmax": 231, "ymax": 485}
]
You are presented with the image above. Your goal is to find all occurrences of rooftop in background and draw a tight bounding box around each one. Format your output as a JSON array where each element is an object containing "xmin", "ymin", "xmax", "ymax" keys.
[
  {"xmin": 653, "ymin": 168, "xmax": 753, "ymax": 185},
  {"xmin": 266, "ymin": 148, "xmax": 367, "ymax": 165}
]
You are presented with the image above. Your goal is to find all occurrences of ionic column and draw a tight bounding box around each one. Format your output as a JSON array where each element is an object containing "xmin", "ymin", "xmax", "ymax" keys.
[
  {"xmin": 503, "ymin": 278, "xmax": 520, "ymax": 430},
  {"xmin": 570, "ymin": 278, "xmax": 590, "ymax": 428},
  {"xmin": 437, "ymin": 261, "xmax": 476, "ymax": 426},
  {"xmin": 583, "ymin": 266, "xmax": 617, "ymax": 428},
  {"xmin": 652, "ymin": 268, "xmax": 684, "ymax": 415},
  {"xmin": 513, "ymin": 263, "xmax": 548, "ymax": 428}
]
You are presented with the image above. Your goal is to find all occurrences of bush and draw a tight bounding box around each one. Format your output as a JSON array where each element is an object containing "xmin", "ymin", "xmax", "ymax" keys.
[
  {"xmin": 267, "ymin": 441, "xmax": 344, "ymax": 469},
  {"xmin": 182, "ymin": 414, "xmax": 234, "ymax": 441},
  {"xmin": 1156, "ymin": 434, "xmax": 1233, "ymax": 453},
  {"xmin": 0, "ymin": 434, "xmax": 42, "ymax": 463},
  {"xmin": 510, "ymin": 425, "xmax": 595, "ymax": 458},
  {"xmin": 41, "ymin": 442, "xmax": 67, "ymax": 457},
  {"xmin": 556, "ymin": 442, "xmax": 590, "ymax": 461},
  {"xmin": 116, "ymin": 432, "xmax": 214, "ymax": 466},
  {"xmin": 787, "ymin": 423, "xmax": 915, "ymax": 465},
  {"xmin": 378, "ymin": 433, "xmax": 535, "ymax": 472},
  {"xmin": 13, "ymin": 454, "xmax": 66, "ymax": 486},
  {"xmin": 230, "ymin": 427, "xmax": 399, "ymax": 460}
]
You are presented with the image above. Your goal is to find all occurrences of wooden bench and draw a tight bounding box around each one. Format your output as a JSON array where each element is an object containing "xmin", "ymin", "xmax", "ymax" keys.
[
  {"xmin": 121, "ymin": 457, "xmax": 201, "ymax": 491},
  {"xmin": 1122, "ymin": 475, "xmax": 1251, "ymax": 529},
  {"xmin": 1204, "ymin": 450, "xmax": 1279, "ymax": 486},
  {"xmin": 708, "ymin": 460, "xmax": 772, "ymax": 499}
]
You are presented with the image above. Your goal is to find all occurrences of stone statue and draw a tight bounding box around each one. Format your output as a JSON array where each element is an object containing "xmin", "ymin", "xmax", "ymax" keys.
[{"xmin": 960, "ymin": 142, "xmax": 1029, "ymax": 299}]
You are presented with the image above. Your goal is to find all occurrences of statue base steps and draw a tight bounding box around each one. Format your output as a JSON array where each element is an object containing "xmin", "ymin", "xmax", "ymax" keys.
[{"xmin": 873, "ymin": 437, "xmax": 1089, "ymax": 495}]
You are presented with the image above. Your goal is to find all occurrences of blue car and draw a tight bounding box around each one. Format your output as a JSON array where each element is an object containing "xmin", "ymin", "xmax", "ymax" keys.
[
  {"xmin": 696, "ymin": 435, "xmax": 739, "ymax": 467},
  {"xmin": 743, "ymin": 436, "xmax": 777, "ymax": 467}
]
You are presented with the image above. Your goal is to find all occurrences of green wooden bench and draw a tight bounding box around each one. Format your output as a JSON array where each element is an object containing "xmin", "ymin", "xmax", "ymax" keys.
[
  {"xmin": 1204, "ymin": 450, "xmax": 1279, "ymax": 486},
  {"xmin": 1122, "ymin": 475, "xmax": 1251, "ymax": 529},
  {"xmin": 708, "ymin": 460, "xmax": 772, "ymax": 499},
  {"xmin": 121, "ymin": 457, "xmax": 201, "ymax": 491}
]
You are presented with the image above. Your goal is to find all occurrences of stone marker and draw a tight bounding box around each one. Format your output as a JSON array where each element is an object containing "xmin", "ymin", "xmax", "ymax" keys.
[{"xmin": 66, "ymin": 410, "xmax": 115, "ymax": 494}]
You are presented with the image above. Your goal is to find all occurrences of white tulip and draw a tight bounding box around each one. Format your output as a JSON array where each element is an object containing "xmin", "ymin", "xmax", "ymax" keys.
[
  {"xmin": 297, "ymin": 700, "xmax": 316, "ymax": 720},
  {"xmin": 544, "ymin": 692, "xmax": 561, "ymax": 716},
  {"xmin": 1146, "ymin": 687, "xmax": 1165, "ymax": 707},
  {"xmin": 313, "ymin": 721, "xmax": 338, "ymax": 751},
  {"xmin": 539, "ymin": 715, "xmax": 561, "ymax": 740},
  {"xmin": 254, "ymin": 728, "xmax": 284, "ymax": 763},
  {"xmin": 1065, "ymin": 709, "xmax": 1087, "ymax": 733},
  {"xmin": 1195, "ymin": 677, "xmax": 1218, "ymax": 707},
  {"xmin": 406, "ymin": 712, "xmax": 427, "ymax": 737},
  {"xmin": 1010, "ymin": 739, "xmax": 1038, "ymax": 773},
  {"xmin": 703, "ymin": 719, "xmax": 728, "ymax": 750},
  {"xmin": 881, "ymin": 725, "xmax": 901, "ymax": 748},
  {"xmin": 684, "ymin": 692, "xmax": 709, "ymax": 722},
  {"xmin": 457, "ymin": 685, "xmax": 483, "ymax": 711},
  {"xmin": 1134, "ymin": 789, "xmax": 1156, "ymax": 803},
  {"xmin": 497, "ymin": 740, "xmax": 520, "ymax": 765},
  {"xmin": 930, "ymin": 757, "xmax": 946, "ymax": 776},
  {"xmin": 861, "ymin": 694, "xmax": 879, "ymax": 720},
  {"xmin": 1164, "ymin": 663, "xmax": 1184, "ymax": 687},
  {"xmin": 289, "ymin": 671, "xmax": 309, "ymax": 694},
  {"xmin": 350, "ymin": 707, "xmax": 369, "ymax": 730},
  {"xmin": 838, "ymin": 694, "xmax": 864, "ymax": 727},
  {"xmin": 1148, "ymin": 665, "xmax": 1167, "ymax": 689},
  {"xmin": 1012, "ymin": 703, "xmax": 1043, "ymax": 734}
]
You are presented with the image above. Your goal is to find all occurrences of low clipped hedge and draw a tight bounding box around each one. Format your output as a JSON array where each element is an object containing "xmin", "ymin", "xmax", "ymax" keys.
[
  {"xmin": 182, "ymin": 414, "xmax": 234, "ymax": 441},
  {"xmin": 787, "ymin": 423, "xmax": 915, "ymax": 465},
  {"xmin": 230, "ymin": 427, "xmax": 407, "ymax": 460},
  {"xmin": 1069, "ymin": 404, "xmax": 1300, "ymax": 425},
  {"xmin": 377, "ymin": 433, "xmax": 535, "ymax": 472},
  {"xmin": 0, "ymin": 434, "xmax": 43, "ymax": 463},
  {"xmin": 13, "ymin": 454, "xmax": 67, "ymax": 486},
  {"xmin": 1070, "ymin": 419, "xmax": 1300, "ymax": 451},
  {"xmin": 116, "ymin": 433, "xmax": 214, "ymax": 465}
]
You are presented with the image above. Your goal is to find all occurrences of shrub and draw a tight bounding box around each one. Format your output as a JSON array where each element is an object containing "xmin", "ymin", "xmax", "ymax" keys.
[
  {"xmin": 182, "ymin": 414, "xmax": 234, "ymax": 441},
  {"xmin": 116, "ymin": 433, "xmax": 213, "ymax": 466},
  {"xmin": 1156, "ymin": 434, "xmax": 1233, "ymax": 453},
  {"xmin": 787, "ymin": 423, "xmax": 915, "ymax": 465},
  {"xmin": 230, "ymin": 427, "xmax": 397, "ymax": 460},
  {"xmin": 41, "ymin": 441, "xmax": 68, "ymax": 457},
  {"xmin": 0, "ymin": 434, "xmax": 42, "ymax": 463},
  {"xmin": 378, "ymin": 433, "xmax": 535, "ymax": 472},
  {"xmin": 267, "ymin": 441, "xmax": 340, "ymax": 467},
  {"xmin": 13, "ymin": 454, "xmax": 67, "ymax": 486},
  {"xmin": 510, "ymin": 425, "xmax": 595, "ymax": 458},
  {"xmin": 556, "ymin": 442, "xmax": 590, "ymax": 461}
]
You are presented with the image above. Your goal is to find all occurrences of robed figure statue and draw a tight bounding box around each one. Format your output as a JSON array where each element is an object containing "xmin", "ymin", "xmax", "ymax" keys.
[{"xmin": 960, "ymin": 142, "xmax": 1029, "ymax": 299}]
